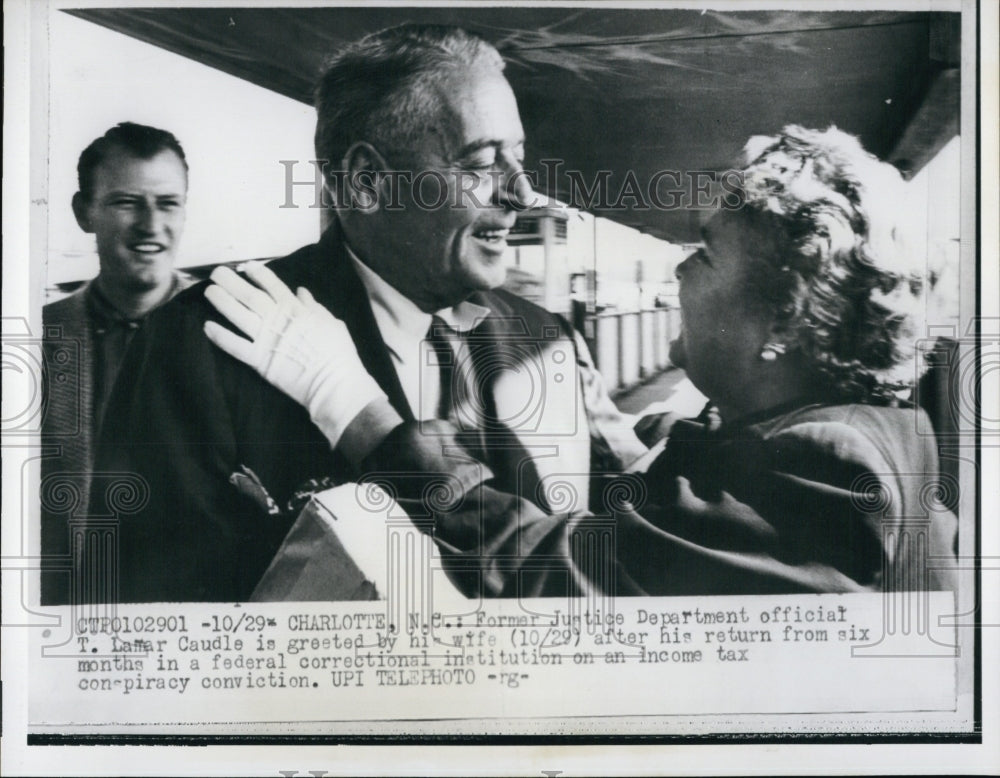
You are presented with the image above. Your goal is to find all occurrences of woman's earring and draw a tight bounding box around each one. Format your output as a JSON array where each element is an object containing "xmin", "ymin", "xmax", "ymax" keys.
[{"xmin": 760, "ymin": 342, "xmax": 786, "ymax": 362}]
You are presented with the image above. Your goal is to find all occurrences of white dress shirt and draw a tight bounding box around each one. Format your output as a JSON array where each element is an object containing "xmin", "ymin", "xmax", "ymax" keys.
[{"xmin": 348, "ymin": 250, "xmax": 490, "ymax": 421}]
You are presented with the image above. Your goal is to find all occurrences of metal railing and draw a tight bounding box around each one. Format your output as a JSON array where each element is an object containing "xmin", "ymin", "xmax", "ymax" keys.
[{"xmin": 590, "ymin": 307, "xmax": 680, "ymax": 393}]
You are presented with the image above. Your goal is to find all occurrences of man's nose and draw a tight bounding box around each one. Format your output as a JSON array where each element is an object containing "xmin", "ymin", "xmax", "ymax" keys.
[
  {"xmin": 134, "ymin": 202, "xmax": 164, "ymax": 234},
  {"xmin": 496, "ymin": 157, "xmax": 537, "ymax": 211}
]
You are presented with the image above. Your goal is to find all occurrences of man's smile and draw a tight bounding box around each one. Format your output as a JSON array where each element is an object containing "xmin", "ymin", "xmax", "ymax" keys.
[
  {"xmin": 128, "ymin": 241, "xmax": 168, "ymax": 254},
  {"xmin": 470, "ymin": 226, "xmax": 510, "ymax": 250}
]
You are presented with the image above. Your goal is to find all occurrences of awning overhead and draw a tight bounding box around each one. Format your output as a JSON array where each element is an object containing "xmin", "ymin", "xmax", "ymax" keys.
[{"xmin": 67, "ymin": 7, "xmax": 959, "ymax": 243}]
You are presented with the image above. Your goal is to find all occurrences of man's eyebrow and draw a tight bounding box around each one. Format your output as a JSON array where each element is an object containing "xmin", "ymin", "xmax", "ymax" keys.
[
  {"xmin": 454, "ymin": 138, "xmax": 525, "ymax": 158},
  {"xmin": 101, "ymin": 190, "xmax": 185, "ymax": 201},
  {"xmin": 99, "ymin": 191, "xmax": 141, "ymax": 202}
]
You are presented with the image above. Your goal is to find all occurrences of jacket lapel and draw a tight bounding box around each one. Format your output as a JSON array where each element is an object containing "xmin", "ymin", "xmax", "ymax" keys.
[
  {"xmin": 42, "ymin": 287, "xmax": 95, "ymax": 513},
  {"xmin": 297, "ymin": 224, "xmax": 415, "ymax": 423},
  {"xmin": 467, "ymin": 292, "xmax": 592, "ymax": 513}
]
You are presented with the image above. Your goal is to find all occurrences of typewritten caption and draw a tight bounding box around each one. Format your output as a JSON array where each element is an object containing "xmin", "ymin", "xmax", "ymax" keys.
[
  {"xmin": 30, "ymin": 593, "xmax": 957, "ymax": 728},
  {"xmin": 71, "ymin": 604, "xmax": 865, "ymax": 694}
]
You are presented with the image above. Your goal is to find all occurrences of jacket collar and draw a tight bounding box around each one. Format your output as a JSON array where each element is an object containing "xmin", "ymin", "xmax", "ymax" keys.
[
  {"xmin": 292, "ymin": 222, "xmax": 528, "ymax": 423},
  {"xmin": 304, "ymin": 222, "xmax": 415, "ymax": 423},
  {"xmin": 85, "ymin": 271, "xmax": 194, "ymax": 327}
]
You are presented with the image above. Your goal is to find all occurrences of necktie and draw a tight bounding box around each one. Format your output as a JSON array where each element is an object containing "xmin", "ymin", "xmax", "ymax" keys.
[
  {"xmin": 424, "ymin": 317, "xmax": 490, "ymax": 467},
  {"xmin": 427, "ymin": 315, "xmax": 455, "ymax": 419}
]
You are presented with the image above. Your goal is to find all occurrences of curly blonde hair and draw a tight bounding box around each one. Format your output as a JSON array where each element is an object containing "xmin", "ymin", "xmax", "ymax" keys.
[{"xmin": 737, "ymin": 125, "xmax": 925, "ymax": 401}]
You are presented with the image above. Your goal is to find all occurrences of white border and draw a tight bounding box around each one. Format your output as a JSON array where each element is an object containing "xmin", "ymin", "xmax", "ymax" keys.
[{"xmin": 3, "ymin": 0, "xmax": 997, "ymax": 774}]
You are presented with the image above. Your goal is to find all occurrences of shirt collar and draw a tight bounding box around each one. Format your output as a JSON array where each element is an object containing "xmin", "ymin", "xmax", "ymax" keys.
[
  {"xmin": 85, "ymin": 273, "xmax": 190, "ymax": 330},
  {"xmin": 85, "ymin": 281, "xmax": 124, "ymax": 327},
  {"xmin": 347, "ymin": 248, "xmax": 491, "ymax": 355},
  {"xmin": 85, "ymin": 277, "xmax": 171, "ymax": 326},
  {"xmin": 434, "ymin": 299, "xmax": 492, "ymax": 334}
]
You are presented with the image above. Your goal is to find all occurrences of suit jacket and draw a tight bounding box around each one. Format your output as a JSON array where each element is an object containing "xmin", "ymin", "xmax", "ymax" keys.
[
  {"xmin": 88, "ymin": 223, "xmax": 638, "ymax": 602},
  {"xmin": 41, "ymin": 274, "xmax": 192, "ymax": 604},
  {"xmin": 361, "ymin": 402, "xmax": 959, "ymax": 596}
]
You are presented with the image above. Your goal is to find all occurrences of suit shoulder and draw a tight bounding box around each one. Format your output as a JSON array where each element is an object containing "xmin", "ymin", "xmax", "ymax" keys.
[
  {"xmin": 481, "ymin": 289, "xmax": 568, "ymax": 338},
  {"xmin": 43, "ymin": 288, "xmax": 87, "ymax": 325},
  {"xmin": 148, "ymin": 242, "xmax": 324, "ymax": 324},
  {"xmin": 262, "ymin": 241, "xmax": 327, "ymax": 286},
  {"xmin": 144, "ymin": 279, "xmax": 214, "ymax": 331},
  {"xmin": 762, "ymin": 403, "xmax": 927, "ymax": 475}
]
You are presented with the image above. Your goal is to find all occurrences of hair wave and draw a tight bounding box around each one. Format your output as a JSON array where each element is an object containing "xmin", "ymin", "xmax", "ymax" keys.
[{"xmin": 738, "ymin": 125, "xmax": 926, "ymax": 401}]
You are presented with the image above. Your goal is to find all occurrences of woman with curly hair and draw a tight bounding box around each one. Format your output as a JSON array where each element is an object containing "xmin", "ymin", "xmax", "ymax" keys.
[{"xmin": 205, "ymin": 125, "xmax": 956, "ymax": 596}]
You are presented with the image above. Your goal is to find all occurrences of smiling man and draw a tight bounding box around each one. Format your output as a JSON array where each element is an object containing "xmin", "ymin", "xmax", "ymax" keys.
[
  {"xmin": 41, "ymin": 123, "xmax": 192, "ymax": 603},
  {"xmin": 88, "ymin": 25, "xmax": 645, "ymax": 603}
]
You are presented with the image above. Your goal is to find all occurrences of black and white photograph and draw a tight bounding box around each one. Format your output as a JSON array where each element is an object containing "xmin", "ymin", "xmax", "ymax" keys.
[{"xmin": 2, "ymin": 0, "xmax": 997, "ymax": 775}]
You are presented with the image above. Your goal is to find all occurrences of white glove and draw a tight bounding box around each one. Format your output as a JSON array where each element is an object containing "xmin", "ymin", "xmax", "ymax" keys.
[{"xmin": 204, "ymin": 261, "xmax": 387, "ymax": 449}]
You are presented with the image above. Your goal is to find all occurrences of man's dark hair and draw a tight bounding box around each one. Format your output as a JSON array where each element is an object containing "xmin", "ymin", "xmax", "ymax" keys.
[
  {"xmin": 77, "ymin": 122, "xmax": 188, "ymax": 200},
  {"xmin": 314, "ymin": 24, "xmax": 505, "ymax": 178}
]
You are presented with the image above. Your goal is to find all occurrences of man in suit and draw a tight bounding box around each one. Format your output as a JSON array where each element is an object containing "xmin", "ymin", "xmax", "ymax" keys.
[
  {"xmin": 88, "ymin": 24, "xmax": 645, "ymax": 603},
  {"xmin": 42, "ymin": 123, "xmax": 192, "ymax": 604}
]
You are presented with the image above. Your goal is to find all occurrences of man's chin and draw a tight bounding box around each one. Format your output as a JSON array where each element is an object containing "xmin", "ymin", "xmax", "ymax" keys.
[
  {"xmin": 668, "ymin": 336, "xmax": 686, "ymax": 368},
  {"xmin": 118, "ymin": 263, "xmax": 175, "ymax": 293},
  {"xmin": 468, "ymin": 262, "xmax": 508, "ymax": 293}
]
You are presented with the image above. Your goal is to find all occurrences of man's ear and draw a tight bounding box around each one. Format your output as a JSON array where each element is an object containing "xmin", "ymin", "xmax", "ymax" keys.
[
  {"xmin": 338, "ymin": 142, "xmax": 389, "ymax": 215},
  {"xmin": 71, "ymin": 192, "xmax": 93, "ymax": 233}
]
